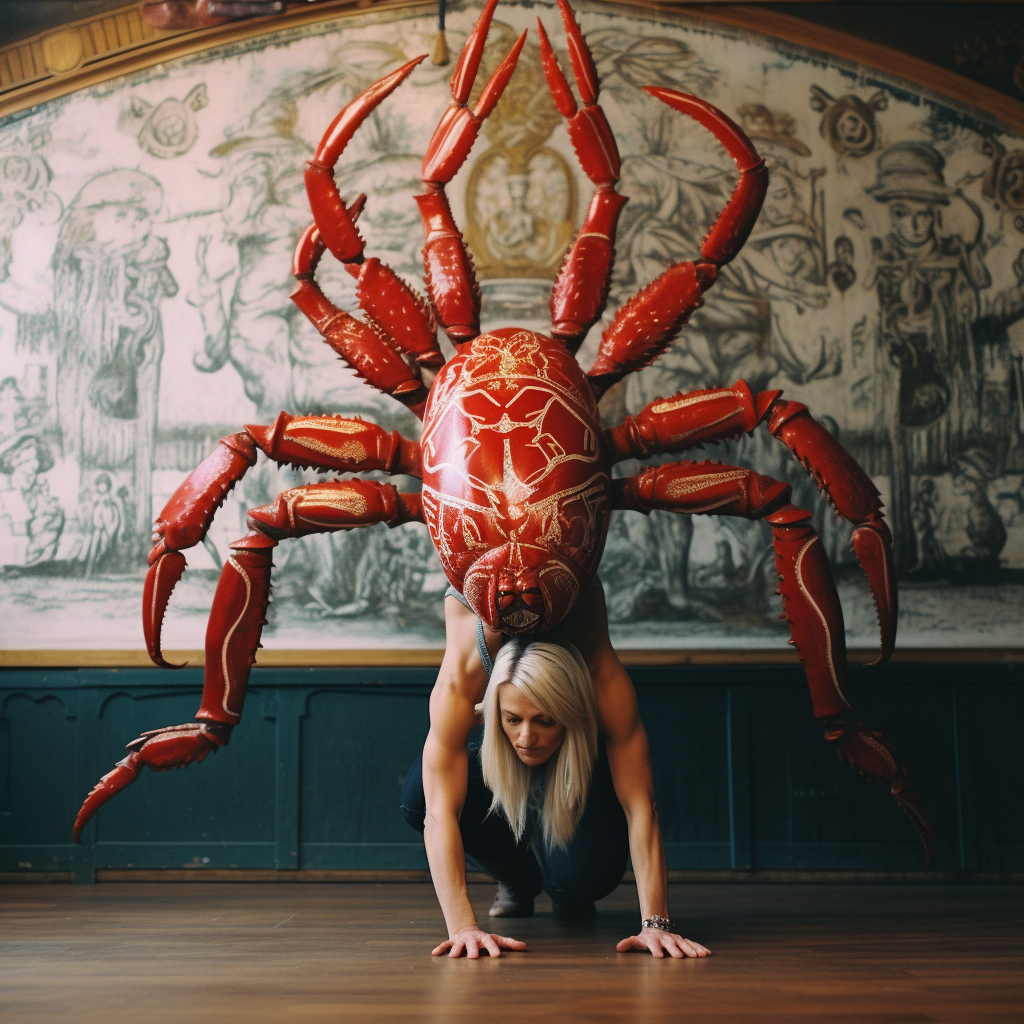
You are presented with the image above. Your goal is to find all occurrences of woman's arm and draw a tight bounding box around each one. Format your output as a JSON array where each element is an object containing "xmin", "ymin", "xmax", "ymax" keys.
[
  {"xmin": 579, "ymin": 588, "xmax": 710, "ymax": 959},
  {"xmin": 422, "ymin": 598, "xmax": 525, "ymax": 958}
]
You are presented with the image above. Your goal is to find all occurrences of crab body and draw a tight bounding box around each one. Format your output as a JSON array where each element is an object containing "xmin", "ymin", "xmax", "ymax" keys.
[
  {"xmin": 421, "ymin": 328, "xmax": 609, "ymax": 633},
  {"xmin": 73, "ymin": 0, "xmax": 931, "ymax": 865}
]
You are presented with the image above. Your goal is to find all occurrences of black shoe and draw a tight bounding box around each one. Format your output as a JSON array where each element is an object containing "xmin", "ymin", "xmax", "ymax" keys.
[
  {"xmin": 488, "ymin": 883, "xmax": 535, "ymax": 918},
  {"xmin": 552, "ymin": 899, "xmax": 596, "ymax": 922}
]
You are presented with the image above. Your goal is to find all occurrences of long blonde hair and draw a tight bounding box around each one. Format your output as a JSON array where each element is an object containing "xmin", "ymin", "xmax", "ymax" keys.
[{"xmin": 480, "ymin": 639, "xmax": 598, "ymax": 850}]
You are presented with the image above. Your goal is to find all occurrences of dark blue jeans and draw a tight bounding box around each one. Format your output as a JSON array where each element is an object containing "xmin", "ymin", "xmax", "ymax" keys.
[{"xmin": 401, "ymin": 738, "xmax": 629, "ymax": 907}]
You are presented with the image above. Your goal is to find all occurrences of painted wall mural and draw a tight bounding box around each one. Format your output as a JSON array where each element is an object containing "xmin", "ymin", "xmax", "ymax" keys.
[{"xmin": 1, "ymin": 2, "xmax": 1022, "ymax": 653}]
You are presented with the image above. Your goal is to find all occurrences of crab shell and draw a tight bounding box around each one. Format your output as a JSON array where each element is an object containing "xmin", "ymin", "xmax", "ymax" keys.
[{"xmin": 420, "ymin": 328, "xmax": 611, "ymax": 634}]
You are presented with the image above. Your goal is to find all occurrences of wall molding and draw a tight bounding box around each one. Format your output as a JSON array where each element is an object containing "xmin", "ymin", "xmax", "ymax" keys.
[{"xmin": 1, "ymin": 0, "xmax": 1023, "ymax": 133}]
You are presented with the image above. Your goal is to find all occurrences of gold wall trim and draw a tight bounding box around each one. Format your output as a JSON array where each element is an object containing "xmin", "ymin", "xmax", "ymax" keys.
[
  {"xmin": 1, "ymin": 647, "xmax": 1020, "ymax": 668},
  {"xmin": 0, "ymin": 0, "xmax": 1022, "ymax": 133}
]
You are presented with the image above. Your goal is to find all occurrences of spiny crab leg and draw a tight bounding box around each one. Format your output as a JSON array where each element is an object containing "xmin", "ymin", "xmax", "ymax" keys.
[
  {"xmin": 767, "ymin": 398, "xmax": 897, "ymax": 665},
  {"xmin": 144, "ymin": 415, "xmax": 422, "ymax": 669},
  {"xmin": 604, "ymin": 382, "xmax": 898, "ymax": 666},
  {"xmin": 144, "ymin": 431, "xmax": 258, "ymax": 668},
  {"xmin": 291, "ymin": 225, "xmax": 430, "ymax": 417},
  {"xmin": 585, "ymin": 89, "xmax": 768, "ymax": 397},
  {"xmin": 644, "ymin": 86, "xmax": 768, "ymax": 265},
  {"xmin": 305, "ymin": 56, "xmax": 425, "ymax": 264},
  {"xmin": 417, "ymin": 0, "xmax": 527, "ymax": 343},
  {"xmin": 301, "ymin": 56, "xmax": 443, "ymax": 371},
  {"xmin": 538, "ymin": 0, "xmax": 628, "ymax": 350}
]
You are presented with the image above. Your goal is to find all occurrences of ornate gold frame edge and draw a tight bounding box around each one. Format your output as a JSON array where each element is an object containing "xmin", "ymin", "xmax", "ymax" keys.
[{"xmin": 1, "ymin": 0, "xmax": 1023, "ymax": 133}]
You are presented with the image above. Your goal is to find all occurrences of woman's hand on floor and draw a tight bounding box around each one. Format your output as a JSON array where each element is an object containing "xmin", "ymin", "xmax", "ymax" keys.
[
  {"xmin": 616, "ymin": 928, "xmax": 711, "ymax": 958},
  {"xmin": 432, "ymin": 926, "xmax": 528, "ymax": 958}
]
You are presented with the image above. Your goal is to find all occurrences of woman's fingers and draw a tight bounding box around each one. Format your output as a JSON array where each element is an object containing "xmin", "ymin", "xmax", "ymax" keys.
[
  {"xmin": 617, "ymin": 932, "xmax": 712, "ymax": 958},
  {"xmin": 434, "ymin": 929, "xmax": 527, "ymax": 958}
]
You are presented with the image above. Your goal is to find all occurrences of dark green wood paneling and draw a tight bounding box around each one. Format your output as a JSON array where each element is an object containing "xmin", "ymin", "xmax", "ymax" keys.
[{"xmin": 1, "ymin": 662, "xmax": 1021, "ymax": 881}]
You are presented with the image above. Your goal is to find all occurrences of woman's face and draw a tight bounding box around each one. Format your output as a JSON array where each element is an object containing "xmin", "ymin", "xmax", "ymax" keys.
[{"xmin": 499, "ymin": 684, "xmax": 566, "ymax": 767}]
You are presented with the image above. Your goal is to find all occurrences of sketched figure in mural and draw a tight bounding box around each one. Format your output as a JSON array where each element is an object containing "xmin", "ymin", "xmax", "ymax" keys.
[
  {"xmin": 866, "ymin": 142, "xmax": 1024, "ymax": 573},
  {"xmin": 0, "ymin": 147, "xmax": 61, "ymax": 357},
  {"xmin": 0, "ymin": 433, "xmax": 64, "ymax": 567},
  {"xmin": 52, "ymin": 170, "xmax": 177, "ymax": 556},
  {"xmin": 80, "ymin": 472, "xmax": 123, "ymax": 578},
  {"xmin": 909, "ymin": 477, "xmax": 948, "ymax": 578},
  {"xmin": 952, "ymin": 449, "xmax": 1007, "ymax": 574}
]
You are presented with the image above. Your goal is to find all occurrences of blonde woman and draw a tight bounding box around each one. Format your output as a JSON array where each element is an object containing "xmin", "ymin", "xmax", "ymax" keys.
[{"xmin": 401, "ymin": 584, "xmax": 710, "ymax": 960}]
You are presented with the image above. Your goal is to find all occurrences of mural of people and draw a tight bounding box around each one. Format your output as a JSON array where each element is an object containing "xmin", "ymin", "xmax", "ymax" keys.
[
  {"xmin": 866, "ymin": 142, "xmax": 1024, "ymax": 571},
  {"xmin": 0, "ymin": 433, "xmax": 64, "ymax": 567},
  {"xmin": 52, "ymin": 170, "xmax": 177, "ymax": 554}
]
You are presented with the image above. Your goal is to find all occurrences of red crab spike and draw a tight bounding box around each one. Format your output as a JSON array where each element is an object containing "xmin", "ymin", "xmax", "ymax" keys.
[
  {"xmin": 347, "ymin": 193, "xmax": 367, "ymax": 222},
  {"xmin": 766, "ymin": 397, "xmax": 896, "ymax": 665},
  {"xmin": 450, "ymin": 0, "xmax": 500, "ymax": 104},
  {"xmin": 292, "ymin": 222, "xmax": 326, "ymax": 280},
  {"xmin": 143, "ymin": 550, "xmax": 187, "ymax": 669},
  {"xmin": 536, "ymin": 19, "xmax": 576, "ymax": 118},
  {"xmin": 306, "ymin": 55, "xmax": 426, "ymax": 263},
  {"xmin": 644, "ymin": 86, "xmax": 767, "ymax": 266},
  {"xmin": 555, "ymin": 0, "xmax": 599, "ymax": 104},
  {"xmin": 767, "ymin": 505, "xmax": 852, "ymax": 720},
  {"xmin": 73, "ymin": 752, "xmax": 142, "ymax": 842}
]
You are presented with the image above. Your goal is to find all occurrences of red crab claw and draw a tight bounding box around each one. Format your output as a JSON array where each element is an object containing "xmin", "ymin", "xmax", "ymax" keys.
[
  {"xmin": 644, "ymin": 86, "xmax": 768, "ymax": 267},
  {"xmin": 145, "ymin": 431, "xmax": 259, "ymax": 668},
  {"xmin": 768, "ymin": 398, "xmax": 897, "ymax": 665},
  {"xmin": 537, "ymin": 0, "xmax": 620, "ymax": 187},
  {"xmin": 824, "ymin": 717, "xmax": 934, "ymax": 867},
  {"xmin": 306, "ymin": 56, "xmax": 426, "ymax": 263},
  {"xmin": 73, "ymin": 722, "xmax": 231, "ymax": 843},
  {"xmin": 421, "ymin": 0, "xmax": 527, "ymax": 185}
]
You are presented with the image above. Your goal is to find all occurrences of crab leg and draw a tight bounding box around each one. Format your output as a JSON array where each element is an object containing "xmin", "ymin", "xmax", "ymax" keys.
[
  {"xmin": 613, "ymin": 466, "xmax": 931, "ymax": 863},
  {"xmin": 605, "ymin": 383, "xmax": 897, "ymax": 664},
  {"xmin": 586, "ymin": 88, "xmax": 768, "ymax": 398},
  {"xmin": 144, "ymin": 418, "xmax": 421, "ymax": 667},
  {"xmin": 538, "ymin": 0, "xmax": 628, "ymax": 351},
  {"xmin": 301, "ymin": 58, "xmax": 444, "ymax": 371},
  {"xmin": 416, "ymin": 0, "xmax": 527, "ymax": 343},
  {"xmin": 292, "ymin": 225, "xmax": 429, "ymax": 418},
  {"xmin": 78, "ymin": 481, "xmax": 425, "ymax": 840}
]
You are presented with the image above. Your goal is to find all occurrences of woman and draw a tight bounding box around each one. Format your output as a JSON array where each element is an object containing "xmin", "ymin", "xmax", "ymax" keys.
[{"xmin": 401, "ymin": 584, "xmax": 710, "ymax": 960}]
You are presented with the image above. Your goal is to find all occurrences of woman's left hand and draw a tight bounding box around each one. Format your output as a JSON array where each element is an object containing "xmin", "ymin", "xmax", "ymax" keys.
[{"xmin": 616, "ymin": 928, "xmax": 710, "ymax": 958}]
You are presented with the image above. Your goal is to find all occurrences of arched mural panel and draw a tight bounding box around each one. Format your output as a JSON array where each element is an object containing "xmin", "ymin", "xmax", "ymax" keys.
[{"xmin": 0, "ymin": 1, "xmax": 1021, "ymax": 657}]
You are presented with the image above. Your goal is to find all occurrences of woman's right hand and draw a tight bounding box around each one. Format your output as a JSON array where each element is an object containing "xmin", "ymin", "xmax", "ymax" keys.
[{"xmin": 432, "ymin": 926, "xmax": 527, "ymax": 959}]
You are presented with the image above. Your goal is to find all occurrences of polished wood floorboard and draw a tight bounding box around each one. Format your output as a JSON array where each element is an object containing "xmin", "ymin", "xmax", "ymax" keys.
[{"xmin": 1, "ymin": 883, "xmax": 1022, "ymax": 1023}]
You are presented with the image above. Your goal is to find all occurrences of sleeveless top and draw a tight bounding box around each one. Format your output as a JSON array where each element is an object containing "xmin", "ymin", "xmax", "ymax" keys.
[{"xmin": 445, "ymin": 578, "xmax": 602, "ymax": 677}]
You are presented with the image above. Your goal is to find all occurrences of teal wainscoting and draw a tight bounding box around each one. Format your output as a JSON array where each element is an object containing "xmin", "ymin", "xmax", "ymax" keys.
[{"xmin": 0, "ymin": 663, "xmax": 1021, "ymax": 882}]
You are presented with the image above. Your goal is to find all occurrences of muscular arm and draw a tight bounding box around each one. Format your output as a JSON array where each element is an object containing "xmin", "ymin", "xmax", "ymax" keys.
[
  {"xmin": 422, "ymin": 598, "xmax": 523, "ymax": 957},
  {"xmin": 577, "ymin": 588, "xmax": 709, "ymax": 958}
]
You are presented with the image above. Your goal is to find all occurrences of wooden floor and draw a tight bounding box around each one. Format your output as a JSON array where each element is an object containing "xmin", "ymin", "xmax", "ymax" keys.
[{"xmin": 1, "ymin": 882, "xmax": 1022, "ymax": 1023}]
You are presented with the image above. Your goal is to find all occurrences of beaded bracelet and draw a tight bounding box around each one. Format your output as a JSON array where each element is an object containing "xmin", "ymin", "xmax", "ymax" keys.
[{"xmin": 642, "ymin": 915, "xmax": 678, "ymax": 933}]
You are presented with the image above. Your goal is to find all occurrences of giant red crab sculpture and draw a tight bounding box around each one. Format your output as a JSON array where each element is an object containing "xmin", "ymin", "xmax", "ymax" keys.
[{"xmin": 74, "ymin": 0, "xmax": 931, "ymax": 860}]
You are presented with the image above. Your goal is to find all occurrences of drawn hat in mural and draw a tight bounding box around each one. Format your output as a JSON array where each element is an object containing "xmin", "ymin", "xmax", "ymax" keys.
[
  {"xmin": 866, "ymin": 142, "xmax": 954, "ymax": 205},
  {"xmin": 737, "ymin": 104, "xmax": 811, "ymax": 157},
  {"xmin": 953, "ymin": 448, "xmax": 996, "ymax": 483},
  {"xmin": 749, "ymin": 219, "xmax": 819, "ymax": 248},
  {"xmin": 75, "ymin": 169, "xmax": 163, "ymax": 212},
  {"xmin": 0, "ymin": 432, "xmax": 54, "ymax": 477}
]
